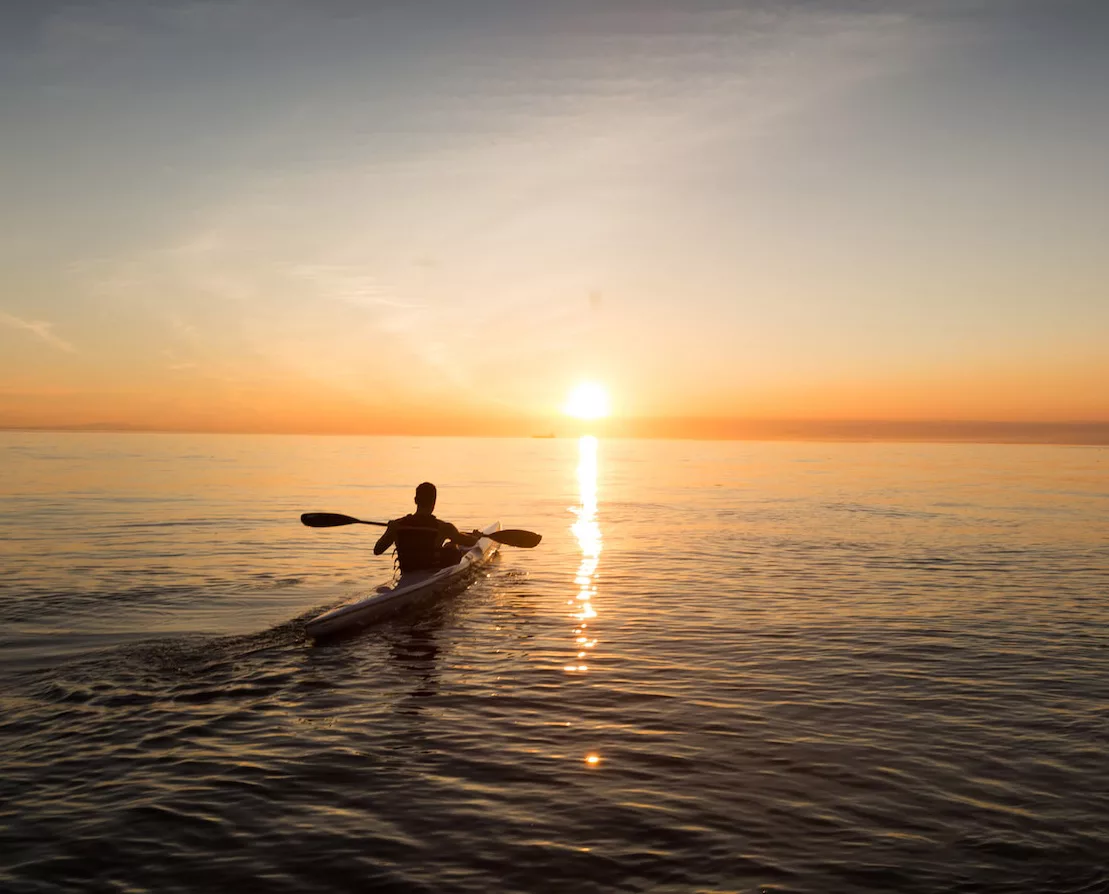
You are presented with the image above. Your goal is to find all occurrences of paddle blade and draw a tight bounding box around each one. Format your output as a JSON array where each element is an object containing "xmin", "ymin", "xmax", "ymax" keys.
[
  {"xmin": 488, "ymin": 529, "xmax": 542, "ymax": 548},
  {"xmin": 301, "ymin": 512, "xmax": 361, "ymax": 528}
]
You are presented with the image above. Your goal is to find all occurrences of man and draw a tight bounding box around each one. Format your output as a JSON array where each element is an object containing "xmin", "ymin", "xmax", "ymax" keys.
[{"xmin": 374, "ymin": 482, "xmax": 482, "ymax": 573}]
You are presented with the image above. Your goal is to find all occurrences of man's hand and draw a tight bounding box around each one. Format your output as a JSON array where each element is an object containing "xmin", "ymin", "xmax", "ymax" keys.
[{"xmin": 453, "ymin": 529, "xmax": 482, "ymax": 548}]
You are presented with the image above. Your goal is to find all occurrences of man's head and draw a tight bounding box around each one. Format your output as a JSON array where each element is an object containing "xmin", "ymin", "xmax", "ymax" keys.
[{"xmin": 414, "ymin": 481, "xmax": 437, "ymax": 512}]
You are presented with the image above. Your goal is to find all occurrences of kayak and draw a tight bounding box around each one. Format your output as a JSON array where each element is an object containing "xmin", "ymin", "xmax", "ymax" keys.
[{"xmin": 305, "ymin": 521, "xmax": 501, "ymax": 640}]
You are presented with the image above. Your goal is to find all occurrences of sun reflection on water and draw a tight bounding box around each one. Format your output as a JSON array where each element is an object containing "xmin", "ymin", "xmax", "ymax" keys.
[{"xmin": 566, "ymin": 436, "xmax": 601, "ymax": 675}]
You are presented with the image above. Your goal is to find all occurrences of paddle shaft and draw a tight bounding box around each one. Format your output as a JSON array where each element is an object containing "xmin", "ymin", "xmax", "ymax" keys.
[{"xmin": 300, "ymin": 513, "xmax": 541, "ymax": 548}]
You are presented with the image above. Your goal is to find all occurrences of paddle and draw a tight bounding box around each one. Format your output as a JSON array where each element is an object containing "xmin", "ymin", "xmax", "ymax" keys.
[{"xmin": 300, "ymin": 512, "xmax": 542, "ymax": 548}]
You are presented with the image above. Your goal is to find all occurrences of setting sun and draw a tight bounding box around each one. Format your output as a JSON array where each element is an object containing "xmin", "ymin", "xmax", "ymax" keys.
[{"xmin": 564, "ymin": 383, "xmax": 611, "ymax": 420}]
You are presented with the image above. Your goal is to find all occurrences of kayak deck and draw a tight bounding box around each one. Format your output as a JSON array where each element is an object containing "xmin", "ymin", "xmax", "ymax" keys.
[{"xmin": 305, "ymin": 521, "xmax": 501, "ymax": 640}]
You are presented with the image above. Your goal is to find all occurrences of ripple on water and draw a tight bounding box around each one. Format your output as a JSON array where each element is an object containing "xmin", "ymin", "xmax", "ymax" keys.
[{"xmin": 3, "ymin": 436, "xmax": 1109, "ymax": 892}]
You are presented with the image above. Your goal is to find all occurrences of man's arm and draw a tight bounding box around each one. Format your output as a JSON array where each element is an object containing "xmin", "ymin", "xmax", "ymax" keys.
[
  {"xmin": 443, "ymin": 521, "xmax": 480, "ymax": 548},
  {"xmin": 374, "ymin": 521, "xmax": 397, "ymax": 555}
]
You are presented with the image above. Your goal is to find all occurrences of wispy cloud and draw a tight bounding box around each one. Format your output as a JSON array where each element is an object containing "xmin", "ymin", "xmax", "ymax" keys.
[
  {"xmin": 287, "ymin": 264, "xmax": 426, "ymax": 310},
  {"xmin": 0, "ymin": 311, "xmax": 75, "ymax": 352}
]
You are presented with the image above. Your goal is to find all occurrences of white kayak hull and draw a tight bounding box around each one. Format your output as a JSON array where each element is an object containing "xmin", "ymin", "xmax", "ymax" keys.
[{"xmin": 305, "ymin": 521, "xmax": 501, "ymax": 640}]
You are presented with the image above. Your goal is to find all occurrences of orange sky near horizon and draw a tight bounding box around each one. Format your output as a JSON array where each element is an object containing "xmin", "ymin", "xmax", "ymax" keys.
[
  {"xmin": 1, "ymin": 305, "xmax": 1106, "ymax": 436},
  {"xmin": 1, "ymin": 2, "xmax": 1107, "ymax": 439},
  {"xmin": 2, "ymin": 355, "xmax": 1106, "ymax": 441}
]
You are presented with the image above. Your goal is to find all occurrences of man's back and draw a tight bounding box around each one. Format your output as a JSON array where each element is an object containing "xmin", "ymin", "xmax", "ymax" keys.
[{"xmin": 391, "ymin": 512, "xmax": 449, "ymax": 573}]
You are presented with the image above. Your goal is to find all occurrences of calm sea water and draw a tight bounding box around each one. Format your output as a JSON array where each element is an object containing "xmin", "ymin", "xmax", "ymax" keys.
[{"xmin": 2, "ymin": 432, "xmax": 1107, "ymax": 893}]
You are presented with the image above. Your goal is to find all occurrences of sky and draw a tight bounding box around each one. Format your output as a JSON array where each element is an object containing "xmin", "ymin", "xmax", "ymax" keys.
[{"xmin": 1, "ymin": 0, "xmax": 1107, "ymax": 439}]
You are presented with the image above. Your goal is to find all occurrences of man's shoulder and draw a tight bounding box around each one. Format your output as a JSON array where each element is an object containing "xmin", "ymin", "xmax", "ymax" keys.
[{"xmin": 396, "ymin": 513, "xmax": 445, "ymax": 530}]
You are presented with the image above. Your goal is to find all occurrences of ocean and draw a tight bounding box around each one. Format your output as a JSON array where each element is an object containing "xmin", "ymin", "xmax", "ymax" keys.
[{"xmin": 2, "ymin": 432, "xmax": 1107, "ymax": 893}]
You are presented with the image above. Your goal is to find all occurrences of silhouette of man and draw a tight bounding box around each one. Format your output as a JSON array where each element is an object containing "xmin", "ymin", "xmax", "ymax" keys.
[{"xmin": 374, "ymin": 482, "xmax": 481, "ymax": 573}]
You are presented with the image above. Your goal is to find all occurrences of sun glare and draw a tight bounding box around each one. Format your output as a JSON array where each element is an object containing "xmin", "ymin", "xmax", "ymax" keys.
[{"xmin": 564, "ymin": 383, "xmax": 610, "ymax": 420}]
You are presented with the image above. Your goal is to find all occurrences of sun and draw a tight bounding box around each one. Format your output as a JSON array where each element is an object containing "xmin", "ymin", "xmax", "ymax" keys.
[{"xmin": 564, "ymin": 382, "xmax": 610, "ymax": 420}]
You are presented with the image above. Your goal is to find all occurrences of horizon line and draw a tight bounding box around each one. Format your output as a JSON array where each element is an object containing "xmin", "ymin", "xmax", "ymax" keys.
[{"xmin": 1, "ymin": 418, "xmax": 1107, "ymax": 446}]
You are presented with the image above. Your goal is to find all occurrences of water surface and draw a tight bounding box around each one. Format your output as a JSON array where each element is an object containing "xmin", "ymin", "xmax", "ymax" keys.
[{"xmin": 2, "ymin": 433, "xmax": 1107, "ymax": 893}]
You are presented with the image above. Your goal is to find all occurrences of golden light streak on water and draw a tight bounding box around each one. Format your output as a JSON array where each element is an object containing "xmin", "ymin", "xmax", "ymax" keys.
[{"xmin": 566, "ymin": 435, "xmax": 601, "ymax": 674}]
